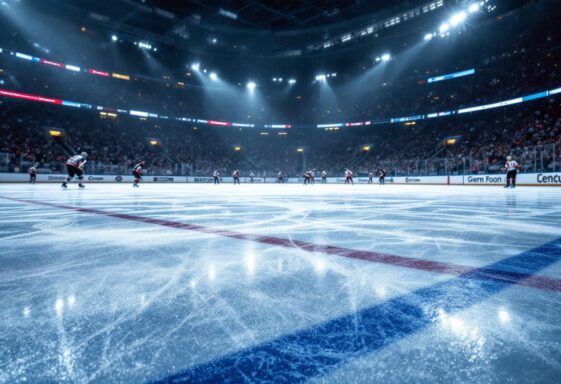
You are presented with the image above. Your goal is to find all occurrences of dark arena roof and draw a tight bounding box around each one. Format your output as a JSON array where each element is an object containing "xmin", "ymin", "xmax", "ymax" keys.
[{"xmin": 24, "ymin": 0, "xmax": 532, "ymax": 58}]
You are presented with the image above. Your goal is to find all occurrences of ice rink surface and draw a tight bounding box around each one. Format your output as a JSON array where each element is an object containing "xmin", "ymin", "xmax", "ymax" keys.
[{"xmin": 1, "ymin": 182, "xmax": 561, "ymax": 383}]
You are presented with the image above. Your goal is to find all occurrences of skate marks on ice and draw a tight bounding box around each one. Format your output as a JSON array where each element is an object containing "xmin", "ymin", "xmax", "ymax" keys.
[{"xmin": 1, "ymin": 184, "xmax": 561, "ymax": 383}]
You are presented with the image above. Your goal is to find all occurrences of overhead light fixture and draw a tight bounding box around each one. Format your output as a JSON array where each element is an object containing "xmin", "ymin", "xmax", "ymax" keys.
[
  {"xmin": 191, "ymin": 63, "xmax": 200, "ymax": 71},
  {"xmin": 288, "ymin": 79, "xmax": 296, "ymax": 84},
  {"xmin": 449, "ymin": 11, "xmax": 467, "ymax": 27},
  {"xmin": 111, "ymin": 34, "xmax": 118, "ymax": 42},
  {"xmin": 209, "ymin": 72, "xmax": 218, "ymax": 81},
  {"xmin": 247, "ymin": 81, "xmax": 256, "ymax": 91},
  {"xmin": 138, "ymin": 42, "xmax": 152, "ymax": 50},
  {"xmin": 315, "ymin": 74, "xmax": 326, "ymax": 81},
  {"xmin": 424, "ymin": 33, "xmax": 434, "ymax": 41},
  {"xmin": 439, "ymin": 23, "xmax": 450, "ymax": 33},
  {"xmin": 381, "ymin": 53, "xmax": 391, "ymax": 62},
  {"xmin": 468, "ymin": 3, "xmax": 479, "ymax": 13}
]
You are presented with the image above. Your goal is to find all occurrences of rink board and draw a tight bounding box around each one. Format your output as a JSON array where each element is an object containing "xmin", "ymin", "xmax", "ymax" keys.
[{"xmin": 1, "ymin": 172, "xmax": 560, "ymax": 186}]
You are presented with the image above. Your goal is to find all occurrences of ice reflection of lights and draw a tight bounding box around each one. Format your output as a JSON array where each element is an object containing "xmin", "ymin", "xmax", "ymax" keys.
[
  {"xmin": 208, "ymin": 264, "xmax": 216, "ymax": 281},
  {"xmin": 437, "ymin": 309, "xmax": 485, "ymax": 349},
  {"xmin": 277, "ymin": 259, "xmax": 283, "ymax": 272},
  {"xmin": 374, "ymin": 285, "xmax": 387, "ymax": 298},
  {"xmin": 190, "ymin": 279, "xmax": 197, "ymax": 289},
  {"xmin": 140, "ymin": 294, "xmax": 146, "ymax": 306},
  {"xmin": 498, "ymin": 308, "xmax": 510, "ymax": 323},
  {"xmin": 23, "ymin": 306, "xmax": 31, "ymax": 317},
  {"xmin": 312, "ymin": 258, "xmax": 327, "ymax": 276},
  {"xmin": 55, "ymin": 297, "xmax": 64, "ymax": 315},
  {"xmin": 67, "ymin": 295, "xmax": 76, "ymax": 307},
  {"xmin": 245, "ymin": 253, "xmax": 256, "ymax": 276}
]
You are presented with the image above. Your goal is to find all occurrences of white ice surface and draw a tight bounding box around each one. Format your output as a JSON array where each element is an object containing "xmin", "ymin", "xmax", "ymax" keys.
[{"xmin": 0, "ymin": 183, "xmax": 560, "ymax": 383}]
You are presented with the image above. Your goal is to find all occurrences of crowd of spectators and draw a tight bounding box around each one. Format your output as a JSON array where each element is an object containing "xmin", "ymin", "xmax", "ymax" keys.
[{"xmin": 1, "ymin": 94, "xmax": 560, "ymax": 178}]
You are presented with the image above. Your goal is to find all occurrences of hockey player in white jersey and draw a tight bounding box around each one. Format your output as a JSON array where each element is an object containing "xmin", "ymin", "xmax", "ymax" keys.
[
  {"xmin": 321, "ymin": 170, "xmax": 327, "ymax": 184},
  {"xmin": 213, "ymin": 170, "xmax": 220, "ymax": 184},
  {"xmin": 504, "ymin": 156, "xmax": 520, "ymax": 188},
  {"xmin": 62, "ymin": 152, "xmax": 87, "ymax": 188}
]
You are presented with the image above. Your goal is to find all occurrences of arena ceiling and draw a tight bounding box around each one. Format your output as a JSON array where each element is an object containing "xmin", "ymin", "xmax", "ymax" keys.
[
  {"xmin": 37, "ymin": 0, "xmax": 439, "ymax": 43},
  {"xmin": 30, "ymin": 0, "xmax": 531, "ymax": 58},
  {"xmin": 143, "ymin": 0, "xmax": 417, "ymax": 31}
]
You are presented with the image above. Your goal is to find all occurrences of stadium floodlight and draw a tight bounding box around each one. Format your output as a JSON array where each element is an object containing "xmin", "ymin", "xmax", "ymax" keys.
[
  {"xmin": 111, "ymin": 35, "xmax": 118, "ymax": 42},
  {"xmin": 247, "ymin": 81, "xmax": 256, "ymax": 91},
  {"xmin": 315, "ymin": 74, "xmax": 326, "ymax": 81},
  {"xmin": 138, "ymin": 42, "xmax": 152, "ymax": 50},
  {"xmin": 272, "ymin": 78, "xmax": 277, "ymax": 82},
  {"xmin": 191, "ymin": 63, "xmax": 200, "ymax": 71},
  {"xmin": 381, "ymin": 53, "xmax": 391, "ymax": 62},
  {"xmin": 209, "ymin": 72, "xmax": 218, "ymax": 81},
  {"xmin": 424, "ymin": 33, "xmax": 434, "ymax": 41},
  {"xmin": 468, "ymin": 3, "xmax": 479, "ymax": 13},
  {"xmin": 439, "ymin": 23, "xmax": 450, "ymax": 33},
  {"xmin": 288, "ymin": 79, "xmax": 296, "ymax": 84},
  {"xmin": 450, "ymin": 11, "xmax": 467, "ymax": 27}
]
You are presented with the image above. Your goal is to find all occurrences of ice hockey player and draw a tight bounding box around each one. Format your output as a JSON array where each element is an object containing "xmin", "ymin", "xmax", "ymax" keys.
[
  {"xmin": 378, "ymin": 168, "xmax": 386, "ymax": 185},
  {"xmin": 213, "ymin": 170, "xmax": 220, "ymax": 184},
  {"xmin": 132, "ymin": 161, "xmax": 145, "ymax": 187},
  {"xmin": 321, "ymin": 170, "xmax": 327, "ymax": 184},
  {"xmin": 277, "ymin": 171, "xmax": 285, "ymax": 183},
  {"xmin": 303, "ymin": 170, "xmax": 311, "ymax": 185},
  {"xmin": 28, "ymin": 165, "xmax": 37, "ymax": 184},
  {"xmin": 62, "ymin": 152, "xmax": 87, "ymax": 189},
  {"xmin": 344, "ymin": 169, "xmax": 354, "ymax": 185},
  {"xmin": 367, "ymin": 171, "xmax": 374, "ymax": 184},
  {"xmin": 309, "ymin": 169, "xmax": 316, "ymax": 184},
  {"xmin": 504, "ymin": 156, "xmax": 520, "ymax": 188},
  {"xmin": 249, "ymin": 171, "xmax": 255, "ymax": 183},
  {"xmin": 233, "ymin": 169, "xmax": 241, "ymax": 184}
]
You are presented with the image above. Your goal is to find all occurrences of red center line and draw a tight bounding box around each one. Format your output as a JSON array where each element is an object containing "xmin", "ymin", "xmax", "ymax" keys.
[{"xmin": 3, "ymin": 196, "xmax": 561, "ymax": 293}]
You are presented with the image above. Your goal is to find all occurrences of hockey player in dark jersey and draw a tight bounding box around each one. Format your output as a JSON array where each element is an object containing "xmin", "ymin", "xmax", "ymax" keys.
[
  {"xmin": 303, "ymin": 170, "xmax": 311, "ymax": 185},
  {"xmin": 249, "ymin": 172, "xmax": 255, "ymax": 183},
  {"xmin": 28, "ymin": 165, "xmax": 37, "ymax": 184},
  {"xmin": 378, "ymin": 168, "xmax": 386, "ymax": 185},
  {"xmin": 132, "ymin": 161, "xmax": 145, "ymax": 187},
  {"xmin": 62, "ymin": 152, "xmax": 87, "ymax": 188},
  {"xmin": 277, "ymin": 171, "xmax": 285, "ymax": 183},
  {"xmin": 232, "ymin": 169, "xmax": 241, "ymax": 184}
]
